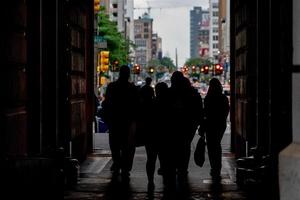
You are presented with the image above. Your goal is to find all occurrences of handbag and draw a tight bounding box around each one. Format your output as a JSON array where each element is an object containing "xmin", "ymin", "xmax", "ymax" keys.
[{"xmin": 194, "ymin": 135, "xmax": 206, "ymax": 167}]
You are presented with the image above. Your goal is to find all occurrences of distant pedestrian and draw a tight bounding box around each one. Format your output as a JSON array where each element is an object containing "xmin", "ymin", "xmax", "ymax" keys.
[
  {"xmin": 101, "ymin": 65, "xmax": 139, "ymax": 182},
  {"xmin": 140, "ymin": 77, "xmax": 155, "ymax": 107},
  {"xmin": 203, "ymin": 78, "xmax": 229, "ymax": 182}
]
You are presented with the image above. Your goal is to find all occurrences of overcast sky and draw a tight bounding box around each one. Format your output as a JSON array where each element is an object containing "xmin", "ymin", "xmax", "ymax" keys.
[{"xmin": 134, "ymin": 0, "xmax": 209, "ymax": 67}]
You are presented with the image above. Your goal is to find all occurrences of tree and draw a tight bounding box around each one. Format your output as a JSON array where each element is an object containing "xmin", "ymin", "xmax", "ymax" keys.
[
  {"xmin": 97, "ymin": 6, "xmax": 135, "ymax": 66},
  {"xmin": 160, "ymin": 57, "xmax": 176, "ymax": 72},
  {"xmin": 184, "ymin": 57, "xmax": 212, "ymax": 67},
  {"xmin": 147, "ymin": 59, "xmax": 161, "ymax": 67}
]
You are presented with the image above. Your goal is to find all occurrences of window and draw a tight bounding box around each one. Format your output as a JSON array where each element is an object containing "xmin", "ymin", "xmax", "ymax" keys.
[{"xmin": 213, "ymin": 19, "xmax": 218, "ymax": 25}]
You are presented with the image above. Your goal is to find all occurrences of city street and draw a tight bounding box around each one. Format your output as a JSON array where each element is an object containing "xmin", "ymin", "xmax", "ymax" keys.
[{"xmin": 64, "ymin": 123, "xmax": 250, "ymax": 200}]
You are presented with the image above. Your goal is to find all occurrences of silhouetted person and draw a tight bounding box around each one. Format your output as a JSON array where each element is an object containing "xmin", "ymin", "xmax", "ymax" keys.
[
  {"xmin": 164, "ymin": 71, "xmax": 203, "ymax": 190},
  {"xmin": 138, "ymin": 77, "xmax": 157, "ymax": 190},
  {"xmin": 142, "ymin": 81, "xmax": 170, "ymax": 193},
  {"xmin": 140, "ymin": 77, "xmax": 154, "ymax": 106},
  {"xmin": 180, "ymin": 76, "xmax": 203, "ymax": 173},
  {"xmin": 203, "ymin": 78, "xmax": 229, "ymax": 182},
  {"xmin": 102, "ymin": 65, "xmax": 138, "ymax": 182}
]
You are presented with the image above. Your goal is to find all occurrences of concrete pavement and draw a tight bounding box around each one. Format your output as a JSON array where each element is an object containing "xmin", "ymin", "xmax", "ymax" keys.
[{"xmin": 64, "ymin": 124, "xmax": 249, "ymax": 199}]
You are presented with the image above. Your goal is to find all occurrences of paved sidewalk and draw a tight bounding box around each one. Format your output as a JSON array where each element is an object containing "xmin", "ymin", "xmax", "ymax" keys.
[{"xmin": 64, "ymin": 123, "xmax": 249, "ymax": 199}]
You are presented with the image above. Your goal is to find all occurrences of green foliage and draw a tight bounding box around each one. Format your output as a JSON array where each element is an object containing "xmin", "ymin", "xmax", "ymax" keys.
[
  {"xmin": 147, "ymin": 57, "xmax": 176, "ymax": 74},
  {"xmin": 160, "ymin": 57, "xmax": 176, "ymax": 71},
  {"xmin": 147, "ymin": 59, "xmax": 161, "ymax": 67},
  {"xmin": 97, "ymin": 6, "xmax": 134, "ymax": 66},
  {"xmin": 184, "ymin": 57, "xmax": 213, "ymax": 67}
]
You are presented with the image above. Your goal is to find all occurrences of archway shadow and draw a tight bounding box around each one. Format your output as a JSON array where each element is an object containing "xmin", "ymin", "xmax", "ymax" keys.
[
  {"xmin": 102, "ymin": 174, "xmax": 133, "ymax": 200},
  {"xmin": 160, "ymin": 176, "xmax": 193, "ymax": 200}
]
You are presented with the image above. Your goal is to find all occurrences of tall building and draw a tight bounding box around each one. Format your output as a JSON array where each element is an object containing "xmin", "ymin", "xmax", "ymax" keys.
[
  {"xmin": 152, "ymin": 33, "xmax": 162, "ymax": 60},
  {"xmin": 134, "ymin": 13, "xmax": 153, "ymax": 67},
  {"xmin": 218, "ymin": 0, "xmax": 230, "ymax": 80},
  {"xmin": 190, "ymin": 7, "xmax": 202, "ymax": 58},
  {"xmin": 110, "ymin": 0, "xmax": 134, "ymax": 37},
  {"xmin": 111, "ymin": 0, "xmax": 125, "ymax": 32},
  {"xmin": 209, "ymin": 0, "xmax": 219, "ymax": 62},
  {"xmin": 124, "ymin": 0, "xmax": 135, "ymax": 63},
  {"xmin": 199, "ymin": 11, "xmax": 210, "ymax": 59}
]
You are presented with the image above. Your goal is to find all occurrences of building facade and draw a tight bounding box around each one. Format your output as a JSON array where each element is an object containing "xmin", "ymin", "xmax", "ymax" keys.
[
  {"xmin": 190, "ymin": 7, "xmax": 203, "ymax": 58},
  {"xmin": 124, "ymin": 0, "xmax": 135, "ymax": 63},
  {"xmin": 218, "ymin": 0, "xmax": 230, "ymax": 81},
  {"xmin": 199, "ymin": 11, "xmax": 210, "ymax": 59},
  {"xmin": 231, "ymin": 0, "xmax": 293, "ymax": 199},
  {"xmin": 1, "ymin": 0, "xmax": 94, "ymax": 195},
  {"xmin": 190, "ymin": 7, "xmax": 209, "ymax": 59},
  {"xmin": 151, "ymin": 33, "xmax": 162, "ymax": 60},
  {"xmin": 134, "ymin": 13, "xmax": 153, "ymax": 67},
  {"xmin": 209, "ymin": 0, "xmax": 219, "ymax": 62}
]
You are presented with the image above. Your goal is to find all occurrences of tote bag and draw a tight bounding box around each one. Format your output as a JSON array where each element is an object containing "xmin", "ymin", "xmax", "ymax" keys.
[{"xmin": 194, "ymin": 135, "xmax": 206, "ymax": 167}]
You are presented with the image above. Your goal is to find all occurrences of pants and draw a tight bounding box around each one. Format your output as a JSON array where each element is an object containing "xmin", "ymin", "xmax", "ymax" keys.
[
  {"xmin": 109, "ymin": 128, "xmax": 135, "ymax": 174},
  {"xmin": 206, "ymin": 127, "xmax": 225, "ymax": 177}
]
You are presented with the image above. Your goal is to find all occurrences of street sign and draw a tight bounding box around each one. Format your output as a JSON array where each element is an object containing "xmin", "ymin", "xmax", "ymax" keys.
[
  {"xmin": 94, "ymin": 35, "xmax": 105, "ymax": 43},
  {"xmin": 94, "ymin": 35, "xmax": 107, "ymax": 48}
]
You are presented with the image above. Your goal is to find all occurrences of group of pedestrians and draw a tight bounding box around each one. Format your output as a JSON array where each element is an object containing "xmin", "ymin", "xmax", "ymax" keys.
[{"xmin": 101, "ymin": 65, "xmax": 229, "ymax": 193}]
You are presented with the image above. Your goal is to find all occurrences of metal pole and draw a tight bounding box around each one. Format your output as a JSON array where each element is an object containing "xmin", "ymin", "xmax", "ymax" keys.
[{"xmin": 175, "ymin": 48, "xmax": 178, "ymax": 68}]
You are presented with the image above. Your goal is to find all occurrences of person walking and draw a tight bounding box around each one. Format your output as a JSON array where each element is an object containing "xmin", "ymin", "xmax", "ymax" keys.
[
  {"xmin": 203, "ymin": 78, "xmax": 229, "ymax": 182},
  {"xmin": 138, "ymin": 77, "xmax": 156, "ymax": 190},
  {"xmin": 101, "ymin": 65, "xmax": 139, "ymax": 182},
  {"xmin": 165, "ymin": 71, "xmax": 203, "ymax": 189}
]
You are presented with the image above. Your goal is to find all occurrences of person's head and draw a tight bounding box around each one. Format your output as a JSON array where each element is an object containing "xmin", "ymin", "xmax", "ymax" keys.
[
  {"xmin": 182, "ymin": 77, "xmax": 191, "ymax": 88},
  {"xmin": 171, "ymin": 71, "xmax": 184, "ymax": 87},
  {"xmin": 145, "ymin": 77, "xmax": 152, "ymax": 86},
  {"xmin": 119, "ymin": 65, "xmax": 130, "ymax": 81},
  {"xmin": 207, "ymin": 78, "xmax": 223, "ymax": 96},
  {"xmin": 155, "ymin": 82, "xmax": 168, "ymax": 98}
]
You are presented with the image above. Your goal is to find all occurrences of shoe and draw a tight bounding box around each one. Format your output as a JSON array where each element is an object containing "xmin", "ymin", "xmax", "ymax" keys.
[
  {"xmin": 211, "ymin": 174, "xmax": 221, "ymax": 183},
  {"xmin": 121, "ymin": 171, "xmax": 130, "ymax": 183},
  {"xmin": 110, "ymin": 163, "xmax": 120, "ymax": 173}
]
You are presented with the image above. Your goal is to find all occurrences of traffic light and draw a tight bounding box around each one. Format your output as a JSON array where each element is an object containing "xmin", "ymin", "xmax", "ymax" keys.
[
  {"xmin": 112, "ymin": 60, "xmax": 119, "ymax": 72},
  {"xmin": 215, "ymin": 64, "xmax": 223, "ymax": 75},
  {"xmin": 149, "ymin": 67, "xmax": 154, "ymax": 74},
  {"xmin": 202, "ymin": 65, "xmax": 209, "ymax": 74},
  {"xmin": 133, "ymin": 64, "xmax": 141, "ymax": 74},
  {"xmin": 94, "ymin": 0, "xmax": 100, "ymax": 14},
  {"xmin": 98, "ymin": 51, "xmax": 109, "ymax": 72},
  {"xmin": 191, "ymin": 65, "xmax": 196, "ymax": 74}
]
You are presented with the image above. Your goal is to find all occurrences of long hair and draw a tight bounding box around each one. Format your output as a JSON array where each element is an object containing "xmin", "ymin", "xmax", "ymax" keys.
[
  {"xmin": 170, "ymin": 71, "xmax": 184, "ymax": 88},
  {"xmin": 206, "ymin": 78, "xmax": 223, "ymax": 97}
]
